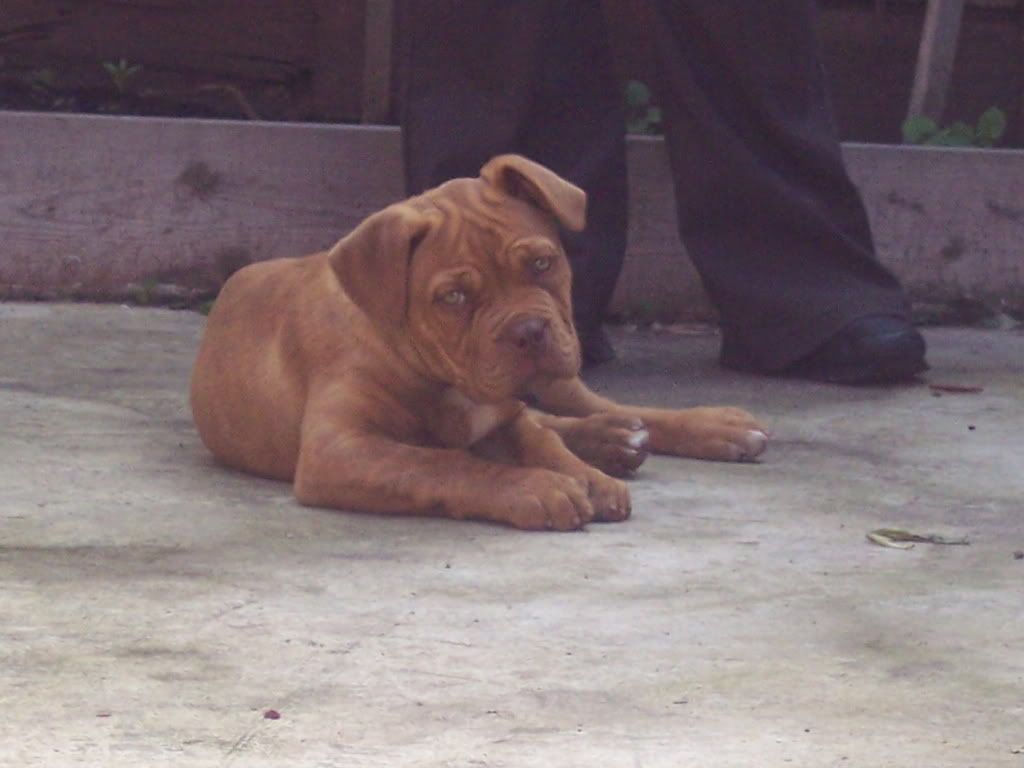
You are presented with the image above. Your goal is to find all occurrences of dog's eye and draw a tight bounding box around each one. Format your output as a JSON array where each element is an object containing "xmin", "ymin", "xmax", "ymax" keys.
[
  {"xmin": 438, "ymin": 289, "xmax": 467, "ymax": 307},
  {"xmin": 530, "ymin": 256, "xmax": 553, "ymax": 274}
]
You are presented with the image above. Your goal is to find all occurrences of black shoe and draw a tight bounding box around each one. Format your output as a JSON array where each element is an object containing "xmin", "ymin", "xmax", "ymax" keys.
[
  {"xmin": 578, "ymin": 325, "xmax": 616, "ymax": 368},
  {"xmin": 782, "ymin": 315, "xmax": 927, "ymax": 384}
]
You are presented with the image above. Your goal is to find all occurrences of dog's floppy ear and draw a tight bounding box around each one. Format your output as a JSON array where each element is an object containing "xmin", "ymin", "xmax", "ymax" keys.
[
  {"xmin": 328, "ymin": 203, "xmax": 433, "ymax": 330},
  {"xmin": 480, "ymin": 154, "xmax": 587, "ymax": 233}
]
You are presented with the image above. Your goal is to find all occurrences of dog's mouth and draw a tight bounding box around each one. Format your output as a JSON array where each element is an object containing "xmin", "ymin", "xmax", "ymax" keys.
[
  {"xmin": 464, "ymin": 369, "xmax": 569, "ymax": 405},
  {"xmin": 529, "ymin": 345, "xmax": 581, "ymax": 380},
  {"xmin": 474, "ymin": 327, "xmax": 581, "ymax": 401},
  {"xmin": 419, "ymin": 306, "xmax": 580, "ymax": 403},
  {"xmin": 507, "ymin": 355, "xmax": 572, "ymax": 392}
]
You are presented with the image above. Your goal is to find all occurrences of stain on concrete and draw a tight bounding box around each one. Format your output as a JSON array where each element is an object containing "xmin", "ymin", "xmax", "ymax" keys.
[
  {"xmin": 0, "ymin": 544, "xmax": 194, "ymax": 583},
  {"xmin": 888, "ymin": 659, "xmax": 953, "ymax": 680},
  {"xmin": 17, "ymin": 196, "xmax": 59, "ymax": 221},
  {"xmin": 940, "ymin": 236, "xmax": 966, "ymax": 263},
  {"xmin": 0, "ymin": 544, "xmax": 182, "ymax": 558},
  {"xmin": 113, "ymin": 644, "xmax": 210, "ymax": 662},
  {"xmin": 176, "ymin": 161, "xmax": 222, "ymax": 201},
  {"xmin": 113, "ymin": 645, "xmax": 196, "ymax": 660},
  {"xmin": 776, "ymin": 438, "xmax": 897, "ymax": 467},
  {"xmin": 885, "ymin": 191, "xmax": 925, "ymax": 214},
  {"xmin": 0, "ymin": 381, "xmax": 43, "ymax": 395},
  {"xmin": 985, "ymin": 200, "xmax": 1024, "ymax": 224}
]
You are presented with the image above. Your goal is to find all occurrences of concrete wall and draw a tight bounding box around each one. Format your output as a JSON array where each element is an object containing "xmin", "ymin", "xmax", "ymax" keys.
[{"xmin": 1, "ymin": 111, "xmax": 1021, "ymax": 317}]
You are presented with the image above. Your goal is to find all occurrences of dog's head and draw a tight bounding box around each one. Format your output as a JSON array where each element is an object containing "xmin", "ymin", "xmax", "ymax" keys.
[{"xmin": 328, "ymin": 155, "xmax": 586, "ymax": 403}]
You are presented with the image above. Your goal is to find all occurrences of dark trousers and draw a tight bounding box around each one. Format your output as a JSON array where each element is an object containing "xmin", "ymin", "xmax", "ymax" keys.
[{"xmin": 400, "ymin": 0, "xmax": 910, "ymax": 370}]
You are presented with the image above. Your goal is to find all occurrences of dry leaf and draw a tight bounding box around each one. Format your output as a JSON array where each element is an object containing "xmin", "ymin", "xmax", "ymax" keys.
[
  {"xmin": 873, "ymin": 528, "xmax": 970, "ymax": 546},
  {"xmin": 867, "ymin": 528, "xmax": 970, "ymax": 548},
  {"xmin": 867, "ymin": 531, "xmax": 915, "ymax": 549}
]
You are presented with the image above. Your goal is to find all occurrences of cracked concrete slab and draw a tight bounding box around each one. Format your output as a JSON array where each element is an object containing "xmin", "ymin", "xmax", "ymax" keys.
[{"xmin": 1, "ymin": 303, "xmax": 1022, "ymax": 767}]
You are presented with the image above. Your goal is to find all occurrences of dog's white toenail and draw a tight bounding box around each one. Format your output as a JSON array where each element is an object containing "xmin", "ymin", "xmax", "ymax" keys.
[
  {"xmin": 744, "ymin": 430, "xmax": 768, "ymax": 457},
  {"xmin": 627, "ymin": 429, "xmax": 649, "ymax": 449}
]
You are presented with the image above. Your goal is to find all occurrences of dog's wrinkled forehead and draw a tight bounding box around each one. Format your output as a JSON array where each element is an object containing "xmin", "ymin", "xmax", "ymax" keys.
[{"xmin": 412, "ymin": 178, "xmax": 560, "ymax": 266}]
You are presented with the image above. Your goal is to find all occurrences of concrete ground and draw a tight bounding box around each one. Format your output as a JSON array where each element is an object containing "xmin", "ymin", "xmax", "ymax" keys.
[{"xmin": 1, "ymin": 302, "xmax": 1022, "ymax": 768}]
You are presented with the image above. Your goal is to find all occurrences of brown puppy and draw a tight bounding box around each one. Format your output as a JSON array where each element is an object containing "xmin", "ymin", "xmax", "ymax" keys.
[{"xmin": 191, "ymin": 155, "xmax": 768, "ymax": 531}]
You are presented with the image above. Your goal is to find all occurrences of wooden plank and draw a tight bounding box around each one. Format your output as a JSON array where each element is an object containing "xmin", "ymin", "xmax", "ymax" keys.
[
  {"xmin": 0, "ymin": 112, "xmax": 405, "ymax": 301},
  {"xmin": 907, "ymin": 0, "xmax": 967, "ymax": 121},
  {"xmin": 2, "ymin": 112, "xmax": 1023, "ymax": 319},
  {"xmin": 618, "ymin": 138, "xmax": 1024, "ymax": 319},
  {"xmin": 361, "ymin": 0, "xmax": 394, "ymax": 123}
]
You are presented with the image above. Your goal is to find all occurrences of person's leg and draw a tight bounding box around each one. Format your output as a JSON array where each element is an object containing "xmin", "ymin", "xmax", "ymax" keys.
[
  {"xmin": 521, "ymin": 0, "xmax": 629, "ymax": 363},
  {"xmin": 400, "ymin": 0, "xmax": 545, "ymax": 193},
  {"xmin": 647, "ymin": 0, "xmax": 925, "ymax": 381},
  {"xmin": 401, "ymin": 0, "xmax": 628, "ymax": 365}
]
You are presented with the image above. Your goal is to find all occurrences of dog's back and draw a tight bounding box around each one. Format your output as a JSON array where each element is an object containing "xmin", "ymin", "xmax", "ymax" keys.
[{"xmin": 191, "ymin": 255, "xmax": 326, "ymax": 479}]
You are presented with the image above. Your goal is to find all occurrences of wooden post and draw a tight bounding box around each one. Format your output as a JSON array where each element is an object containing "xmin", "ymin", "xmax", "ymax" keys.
[
  {"xmin": 906, "ymin": 0, "xmax": 966, "ymax": 122},
  {"xmin": 361, "ymin": 0, "xmax": 395, "ymax": 124}
]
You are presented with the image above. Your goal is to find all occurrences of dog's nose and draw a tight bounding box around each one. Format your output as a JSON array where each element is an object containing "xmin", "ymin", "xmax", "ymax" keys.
[{"xmin": 501, "ymin": 316, "xmax": 550, "ymax": 356}]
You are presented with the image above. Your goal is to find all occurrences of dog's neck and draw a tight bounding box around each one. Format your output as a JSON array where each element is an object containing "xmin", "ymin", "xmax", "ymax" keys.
[{"xmin": 427, "ymin": 389, "xmax": 525, "ymax": 449}]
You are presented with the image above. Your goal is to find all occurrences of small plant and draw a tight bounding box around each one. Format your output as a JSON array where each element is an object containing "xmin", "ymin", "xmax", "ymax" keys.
[
  {"xmin": 25, "ymin": 68, "xmax": 57, "ymax": 93},
  {"xmin": 625, "ymin": 80, "xmax": 662, "ymax": 135},
  {"xmin": 103, "ymin": 59, "xmax": 142, "ymax": 95},
  {"xmin": 626, "ymin": 299, "xmax": 658, "ymax": 327},
  {"xmin": 902, "ymin": 106, "xmax": 1007, "ymax": 148},
  {"xmin": 134, "ymin": 277, "xmax": 158, "ymax": 306}
]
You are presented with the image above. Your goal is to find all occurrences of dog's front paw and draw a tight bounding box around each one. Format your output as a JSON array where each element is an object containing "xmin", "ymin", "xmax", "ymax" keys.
[
  {"xmin": 558, "ymin": 413, "xmax": 649, "ymax": 477},
  {"xmin": 582, "ymin": 468, "xmax": 631, "ymax": 523},
  {"xmin": 654, "ymin": 407, "xmax": 769, "ymax": 462},
  {"xmin": 493, "ymin": 469, "xmax": 594, "ymax": 531}
]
